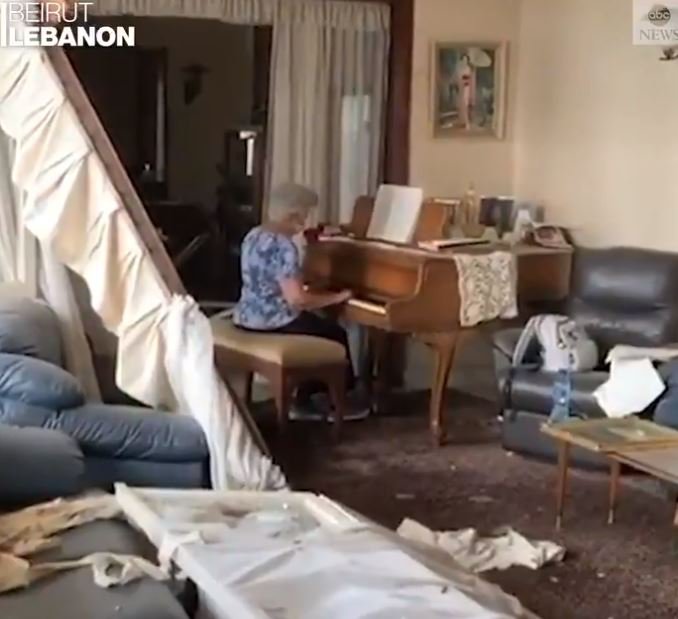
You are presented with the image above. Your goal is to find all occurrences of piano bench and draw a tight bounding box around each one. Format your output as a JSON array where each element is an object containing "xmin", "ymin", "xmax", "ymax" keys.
[{"xmin": 211, "ymin": 318, "xmax": 347, "ymax": 437}]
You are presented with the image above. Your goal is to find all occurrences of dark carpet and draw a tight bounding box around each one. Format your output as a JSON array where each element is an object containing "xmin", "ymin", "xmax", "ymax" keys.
[{"xmin": 258, "ymin": 389, "xmax": 678, "ymax": 619}]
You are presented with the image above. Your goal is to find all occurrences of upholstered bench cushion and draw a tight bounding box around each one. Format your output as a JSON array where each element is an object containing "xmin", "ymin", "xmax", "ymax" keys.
[{"xmin": 211, "ymin": 319, "xmax": 345, "ymax": 367}]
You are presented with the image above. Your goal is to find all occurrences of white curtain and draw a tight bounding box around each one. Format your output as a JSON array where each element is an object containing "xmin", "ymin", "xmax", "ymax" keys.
[
  {"xmin": 0, "ymin": 131, "xmax": 18, "ymax": 284},
  {"xmin": 93, "ymin": 0, "xmax": 390, "ymax": 224},
  {"xmin": 38, "ymin": 244, "xmax": 102, "ymax": 401},
  {"xmin": 94, "ymin": 0, "xmax": 276, "ymax": 24},
  {"xmin": 268, "ymin": 1, "xmax": 389, "ymax": 222},
  {"xmin": 0, "ymin": 127, "xmax": 101, "ymax": 399}
]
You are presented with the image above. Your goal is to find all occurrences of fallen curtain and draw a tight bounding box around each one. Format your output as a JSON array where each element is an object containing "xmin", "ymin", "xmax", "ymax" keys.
[
  {"xmin": 0, "ymin": 123, "xmax": 100, "ymax": 400},
  {"xmin": 0, "ymin": 8, "xmax": 284, "ymax": 490}
]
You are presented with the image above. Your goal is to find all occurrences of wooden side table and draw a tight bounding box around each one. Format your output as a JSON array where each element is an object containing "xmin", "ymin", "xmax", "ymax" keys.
[
  {"xmin": 551, "ymin": 439, "xmax": 623, "ymax": 531},
  {"xmin": 542, "ymin": 418, "xmax": 678, "ymax": 530},
  {"xmin": 610, "ymin": 448, "xmax": 678, "ymax": 525}
]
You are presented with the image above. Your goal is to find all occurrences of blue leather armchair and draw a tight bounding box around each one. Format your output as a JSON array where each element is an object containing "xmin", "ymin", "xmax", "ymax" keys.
[
  {"xmin": 493, "ymin": 247, "xmax": 678, "ymax": 468},
  {"xmin": 0, "ymin": 295, "xmax": 210, "ymax": 493}
]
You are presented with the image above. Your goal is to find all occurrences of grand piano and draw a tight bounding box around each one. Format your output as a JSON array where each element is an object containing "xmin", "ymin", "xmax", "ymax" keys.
[{"xmin": 304, "ymin": 197, "xmax": 572, "ymax": 445}]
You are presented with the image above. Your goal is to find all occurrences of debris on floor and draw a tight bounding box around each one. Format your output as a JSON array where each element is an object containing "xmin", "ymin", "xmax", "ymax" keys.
[
  {"xmin": 469, "ymin": 495, "xmax": 494, "ymax": 504},
  {"xmin": 397, "ymin": 518, "xmax": 566, "ymax": 574},
  {"xmin": 395, "ymin": 493, "xmax": 417, "ymax": 501}
]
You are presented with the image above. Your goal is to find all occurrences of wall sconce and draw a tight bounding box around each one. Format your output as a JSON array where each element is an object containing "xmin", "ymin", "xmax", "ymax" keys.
[
  {"xmin": 660, "ymin": 46, "xmax": 678, "ymax": 61},
  {"xmin": 183, "ymin": 64, "xmax": 209, "ymax": 105}
]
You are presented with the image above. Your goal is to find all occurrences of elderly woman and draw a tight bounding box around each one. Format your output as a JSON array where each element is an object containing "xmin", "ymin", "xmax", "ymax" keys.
[{"xmin": 233, "ymin": 183, "xmax": 367, "ymax": 419}]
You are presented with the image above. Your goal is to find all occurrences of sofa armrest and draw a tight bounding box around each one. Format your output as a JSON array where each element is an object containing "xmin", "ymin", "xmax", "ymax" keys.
[
  {"xmin": 492, "ymin": 328, "xmax": 524, "ymax": 360},
  {"xmin": 0, "ymin": 425, "xmax": 84, "ymax": 506},
  {"xmin": 53, "ymin": 404, "xmax": 209, "ymax": 463}
]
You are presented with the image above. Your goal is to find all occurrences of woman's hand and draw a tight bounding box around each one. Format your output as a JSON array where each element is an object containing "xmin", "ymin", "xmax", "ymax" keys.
[
  {"xmin": 335, "ymin": 289, "xmax": 353, "ymax": 304},
  {"xmin": 280, "ymin": 278, "xmax": 352, "ymax": 311}
]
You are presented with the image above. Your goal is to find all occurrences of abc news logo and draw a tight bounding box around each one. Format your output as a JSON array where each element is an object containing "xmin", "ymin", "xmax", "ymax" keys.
[{"xmin": 648, "ymin": 4, "xmax": 672, "ymax": 25}]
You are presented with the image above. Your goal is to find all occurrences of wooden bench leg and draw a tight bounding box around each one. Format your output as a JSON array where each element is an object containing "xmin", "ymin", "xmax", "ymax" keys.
[
  {"xmin": 327, "ymin": 370, "xmax": 346, "ymax": 441},
  {"xmin": 272, "ymin": 370, "xmax": 291, "ymax": 435},
  {"xmin": 243, "ymin": 372, "xmax": 254, "ymax": 405}
]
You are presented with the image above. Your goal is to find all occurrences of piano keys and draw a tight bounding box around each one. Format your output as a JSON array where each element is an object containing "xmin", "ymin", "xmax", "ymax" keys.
[
  {"xmin": 305, "ymin": 198, "xmax": 572, "ymax": 445},
  {"xmin": 346, "ymin": 298, "xmax": 388, "ymax": 317}
]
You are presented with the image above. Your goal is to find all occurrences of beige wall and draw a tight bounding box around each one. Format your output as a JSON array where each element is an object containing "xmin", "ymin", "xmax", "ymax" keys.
[
  {"xmin": 409, "ymin": 0, "xmax": 521, "ymax": 199},
  {"xmin": 513, "ymin": 0, "xmax": 678, "ymax": 250},
  {"xmin": 110, "ymin": 17, "xmax": 253, "ymax": 209}
]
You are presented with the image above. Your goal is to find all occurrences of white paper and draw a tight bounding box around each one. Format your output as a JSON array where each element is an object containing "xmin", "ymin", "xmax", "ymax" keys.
[
  {"xmin": 366, "ymin": 184, "xmax": 423, "ymax": 243},
  {"xmin": 418, "ymin": 238, "xmax": 489, "ymax": 251},
  {"xmin": 606, "ymin": 345, "xmax": 678, "ymax": 364},
  {"xmin": 594, "ymin": 357, "xmax": 666, "ymax": 418}
]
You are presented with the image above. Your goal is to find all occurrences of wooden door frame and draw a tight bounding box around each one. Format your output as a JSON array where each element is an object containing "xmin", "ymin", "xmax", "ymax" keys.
[{"xmin": 384, "ymin": 0, "xmax": 414, "ymax": 186}]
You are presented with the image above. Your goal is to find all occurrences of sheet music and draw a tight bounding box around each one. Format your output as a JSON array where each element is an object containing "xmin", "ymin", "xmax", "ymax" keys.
[
  {"xmin": 366, "ymin": 185, "xmax": 423, "ymax": 244},
  {"xmin": 418, "ymin": 238, "xmax": 490, "ymax": 251}
]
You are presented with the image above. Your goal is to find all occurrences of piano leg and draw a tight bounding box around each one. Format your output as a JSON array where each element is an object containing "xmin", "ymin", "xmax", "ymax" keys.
[
  {"xmin": 364, "ymin": 328, "xmax": 388, "ymax": 413},
  {"xmin": 421, "ymin": 332, "xmax": 460, "ymax": 446}
]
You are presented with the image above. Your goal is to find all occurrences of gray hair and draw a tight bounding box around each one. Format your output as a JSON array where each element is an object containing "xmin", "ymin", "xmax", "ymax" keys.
[{"xmin": 269, "ymin": 182, "xmax": 318, "ymax": 217}]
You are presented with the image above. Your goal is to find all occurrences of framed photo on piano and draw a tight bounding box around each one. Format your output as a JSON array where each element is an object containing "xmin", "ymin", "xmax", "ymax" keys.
[{"xmin": 431, "ymin": 41, "xmax": 507, "ymax": 139}]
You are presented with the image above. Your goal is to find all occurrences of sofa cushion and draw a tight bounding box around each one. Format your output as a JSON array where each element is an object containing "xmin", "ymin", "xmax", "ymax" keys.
[
  {"xmin": 51, "ymin": 404, "xmax": 208, "ymax": 463},
  {"xmin": 654, "ymin": 360, "xmax": 678, "ymax": 429},
  {"xmin": 0, "ymin": 297, "xmax": 62, "ymax": 366},
  {"xmin": 0, "ymin": 397, "xmax": 57, "ymax": 427},
  {"xmin": 502, "ymin": 410, "xmax": 611, "ymax": 470},
  {"xmin": 507, "ymin": 368, "xmax": 608, "ymax": 418},
  {"xmin": 84, "ymin": 458, "xmax": 209, "ymax": 490},
  {"xmin": 0, "ymin": 425, "xmax": 84, "ymax": 506},
  {"xmin": 0, "ymin": 353, "xmax": 84, "ymax": 409}
]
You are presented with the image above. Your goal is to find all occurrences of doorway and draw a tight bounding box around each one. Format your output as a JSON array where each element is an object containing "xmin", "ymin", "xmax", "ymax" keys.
[{"xmin": 67, "ymin": 17, "xmax": 271, "ymax": 303}]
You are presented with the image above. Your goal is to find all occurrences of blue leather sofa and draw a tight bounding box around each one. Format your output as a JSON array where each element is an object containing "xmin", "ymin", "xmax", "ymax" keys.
[
  {"xmin": 0, "ymin": 423, "xmax": 197, "ymax": 619},
  {"xmin": 0, "ymin": 295, "xmax": 210, "ymax": 493},
  {"xmin": 0, "ymin": 297, "xmax": 206, "ymax": 618}
]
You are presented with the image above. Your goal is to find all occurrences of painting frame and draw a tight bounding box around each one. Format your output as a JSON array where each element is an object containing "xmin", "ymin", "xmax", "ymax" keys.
[{"xmin": 431, "ymin": 41, "xmax": 508, "ymax": 139}]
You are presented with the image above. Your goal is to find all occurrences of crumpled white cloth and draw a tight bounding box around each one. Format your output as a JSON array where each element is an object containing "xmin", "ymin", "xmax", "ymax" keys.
[
  {"xmin": 0, "ymin": 495, "xmax": 120, "ymax": 557},
  {"xmin": 0, "ymin": 494, "xmax": 168, "ymax": 594},
  {"xmin": 0, "ymin": 551, "xmax": 167, "ymax": 594},
  {"xmin": 397, "ymin": 519, "xmax": 565, "ymax": 573},
  {"xmin": 594, "ymin": 345, "xmax": 678, "ymax": 417},
  {"xmin": 164, "ymin": 295, "xmax": 286, "ymax": 490}
]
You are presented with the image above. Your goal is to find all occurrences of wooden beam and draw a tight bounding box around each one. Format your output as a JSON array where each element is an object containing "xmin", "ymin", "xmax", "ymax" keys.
[
  {"xmin": 383, "ymin": 0, "xmax": 413, "ymax": 185},
  {"xmin": 45, "ymin": 47, "xmax": 186, "ymax": 296}
]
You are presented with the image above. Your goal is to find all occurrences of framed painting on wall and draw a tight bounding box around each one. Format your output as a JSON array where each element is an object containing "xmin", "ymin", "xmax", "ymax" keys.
[{"xmin": 432, "ymin": 42, "xmax": 507, "ymax": 139}]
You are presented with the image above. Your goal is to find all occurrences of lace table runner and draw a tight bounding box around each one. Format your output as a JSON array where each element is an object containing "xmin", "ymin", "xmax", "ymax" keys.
[{"xmin": 453, "ymin": 251, "xmax": 518, "ymax": 327}]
